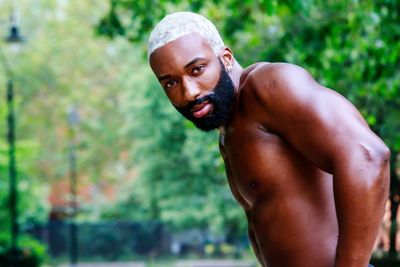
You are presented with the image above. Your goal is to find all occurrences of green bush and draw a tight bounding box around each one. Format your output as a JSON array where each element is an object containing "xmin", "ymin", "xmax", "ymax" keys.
[{"xmin": 0, "ymin": 234, "xmax": 48, "ymax": 267}]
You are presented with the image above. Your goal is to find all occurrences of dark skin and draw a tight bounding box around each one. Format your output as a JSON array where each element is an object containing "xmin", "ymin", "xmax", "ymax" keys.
[{"xmin": 149, "ymin": 32, "xmax": 390, "ymax": 267}]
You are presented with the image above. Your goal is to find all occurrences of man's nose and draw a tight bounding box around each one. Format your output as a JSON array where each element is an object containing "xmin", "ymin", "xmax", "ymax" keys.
[{"xmin": 182, "ymin": 78, "xmax": 201, "ymax": 102}]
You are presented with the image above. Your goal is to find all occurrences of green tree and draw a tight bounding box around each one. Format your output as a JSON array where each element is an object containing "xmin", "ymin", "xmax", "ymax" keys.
[
  {"xmin": 0, "ymin": 3, "xmax": 153, "ymax": 256},
  {"xmin": 0, "ymin": 0, "xmax": 146, "ymax": 224}
]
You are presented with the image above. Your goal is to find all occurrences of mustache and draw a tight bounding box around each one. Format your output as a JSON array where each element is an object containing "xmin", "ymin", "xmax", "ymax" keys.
[{"xmin": 180, "ymin": 93, "xmax": 214, "ymax": 113}]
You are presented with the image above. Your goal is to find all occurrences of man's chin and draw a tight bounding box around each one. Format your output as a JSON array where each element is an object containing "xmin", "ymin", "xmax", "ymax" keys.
[{"xmin": 191, "ymin": 118, "xmax": 223, "ymax": 132}]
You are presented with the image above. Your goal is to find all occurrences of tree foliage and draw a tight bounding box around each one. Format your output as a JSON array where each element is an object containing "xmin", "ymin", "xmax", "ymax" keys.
[{"xmin": 0, "ymin": 0, "xmax": 140, "ymax": 232}]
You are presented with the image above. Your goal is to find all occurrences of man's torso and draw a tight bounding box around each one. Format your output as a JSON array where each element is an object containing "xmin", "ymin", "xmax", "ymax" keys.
[{"xmin": 219, "ymin": 63, "xmax": 339, "ymax": 267}]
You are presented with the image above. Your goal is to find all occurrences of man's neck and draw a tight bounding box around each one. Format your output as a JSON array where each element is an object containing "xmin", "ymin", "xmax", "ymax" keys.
[{"xmin": 219, "ymin": 61, "xmax": 243, "ymax": 135}]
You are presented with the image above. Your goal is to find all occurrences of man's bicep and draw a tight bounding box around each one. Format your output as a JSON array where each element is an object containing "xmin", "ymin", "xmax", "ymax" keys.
[{"xmin": 280, "ymin": 91, "xmax": 373, "ymax": 172}]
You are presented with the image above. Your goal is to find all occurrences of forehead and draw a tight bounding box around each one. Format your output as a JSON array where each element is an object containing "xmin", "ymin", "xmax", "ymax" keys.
[{"xmin": 149, "ymin": 32, "xmax": 216, "ymax": 74}]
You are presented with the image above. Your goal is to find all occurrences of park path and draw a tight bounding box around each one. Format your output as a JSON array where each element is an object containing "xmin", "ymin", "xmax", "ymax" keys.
[
  {"xmin": 57, "ymin": 260, "xmax": 256, "ymax": 267},
  {"xmin": 57, "ymin": 263, "xmax": 145, "ymax": 267},
  {"xmin": 175, "ymin": 260, "xmax": 256, "ymax": 267}
]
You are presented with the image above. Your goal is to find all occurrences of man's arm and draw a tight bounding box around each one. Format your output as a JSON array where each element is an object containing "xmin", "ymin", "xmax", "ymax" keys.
[
  {"xmin": 251, "ymin": 63, "xmax": 390, "ymax": 267},
  {"xmin": 245, "ymin": 211, "xmax": 264, "ymax": 266}
]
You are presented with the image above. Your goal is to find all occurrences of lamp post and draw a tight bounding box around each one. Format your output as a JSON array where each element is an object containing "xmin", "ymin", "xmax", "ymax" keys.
[
  {"xmin": 67, "ymin": 106, "xmax": 79, "ymax": 267},
  {"xmin": 0, "ymin": 10, "xmax": 24, "ymax": 266}
]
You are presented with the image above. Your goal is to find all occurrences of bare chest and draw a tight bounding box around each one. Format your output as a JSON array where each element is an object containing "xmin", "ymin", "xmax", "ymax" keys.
[{"xmin": 221, "ymin": 117, "xmax": 328, "ymax": 207}]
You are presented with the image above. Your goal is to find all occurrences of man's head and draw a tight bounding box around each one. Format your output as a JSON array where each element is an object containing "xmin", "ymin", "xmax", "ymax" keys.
[
  {"xmin": 148, "ymin": 12, "xmax": 237, "ymax": 131},
  {"xmin": 148, "ymin": 12, "xmax": 225, "ymax": 58}
]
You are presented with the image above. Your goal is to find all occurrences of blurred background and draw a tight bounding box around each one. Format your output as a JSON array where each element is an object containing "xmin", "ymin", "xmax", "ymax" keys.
[{"xmin": 0, "ymin": 0, "xmax": 398, "ymax": 266}]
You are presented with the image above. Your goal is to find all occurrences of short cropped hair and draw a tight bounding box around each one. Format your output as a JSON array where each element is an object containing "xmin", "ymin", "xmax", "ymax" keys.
[{"xmin": 147, "ymin": 12, "xmax": 225, "ymax": 58}]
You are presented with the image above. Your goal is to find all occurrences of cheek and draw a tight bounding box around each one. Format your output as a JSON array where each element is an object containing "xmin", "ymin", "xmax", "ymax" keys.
[
  {"xmin": 198, "ymin": 66, "xmax": 220, "ymax": 91},
  {"xmin": 164, "ymin": 87, "xmax": 183, "ymax": 107}
]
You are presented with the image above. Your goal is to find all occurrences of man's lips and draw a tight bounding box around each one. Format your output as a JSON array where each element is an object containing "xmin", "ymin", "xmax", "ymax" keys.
[{"xmin": 191, "ymin": 101, "xmax": 213, "ymax": 118}]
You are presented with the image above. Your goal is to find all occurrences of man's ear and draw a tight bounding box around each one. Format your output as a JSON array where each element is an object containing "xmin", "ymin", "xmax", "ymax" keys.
[{"xmin": 219, "ymin": 46, "xmax": 235, "ymax": 67}]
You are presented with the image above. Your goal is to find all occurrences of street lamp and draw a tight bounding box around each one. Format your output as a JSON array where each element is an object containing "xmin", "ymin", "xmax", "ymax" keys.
[
  {"xmin": 67, "ymin": 106, "xmax": 79, "ymax": 267},
  {"xmin": 6, "ymin": 12, "xmax": 24, "ymax": 43},
  {"xmin": 0, "ymin": 9, "xmax": 24, "ymax": 266}
]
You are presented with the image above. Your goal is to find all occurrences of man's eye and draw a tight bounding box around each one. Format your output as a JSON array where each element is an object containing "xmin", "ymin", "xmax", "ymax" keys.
[
  {"xmin": 165, "ymin": 80, "xmax": 177, "ymax": 89},
  {"xmin": 192, "ymin": 65, "xmax": 205, "ymax": 75}
]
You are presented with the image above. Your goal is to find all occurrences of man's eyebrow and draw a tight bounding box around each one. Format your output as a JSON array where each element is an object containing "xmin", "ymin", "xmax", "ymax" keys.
[
  {"xmin": 184, "ymin": 57, "xmax": 205, "ymax": 68},
  {"xmin": 158, "ymin": 74, "xmax": 171, "ymax": 81},
  {"xmin": 157, "ymin": 57, "xmax": 206, "ymax": 81}
]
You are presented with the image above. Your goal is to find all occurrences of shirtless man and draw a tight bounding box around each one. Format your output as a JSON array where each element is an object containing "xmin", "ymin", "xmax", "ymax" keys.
[{"xmin": 147, "ymin": 12, "xmax": 390, "ymax": 267}]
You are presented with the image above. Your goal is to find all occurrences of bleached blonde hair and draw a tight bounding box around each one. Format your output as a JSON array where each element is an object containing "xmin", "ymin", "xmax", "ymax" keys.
[{"xmin": 147, "ymin": 12, "xmax": 225, "ymax": 58}]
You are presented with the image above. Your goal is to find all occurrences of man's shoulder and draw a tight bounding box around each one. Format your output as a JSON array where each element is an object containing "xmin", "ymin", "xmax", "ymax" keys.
[
  {"xmin": 240, "ymin": 62, "xmax": 311, "ymax": 100},
  {"xmin": 243, "ymin": 62, "xmax": 309, "ymax": 85}
]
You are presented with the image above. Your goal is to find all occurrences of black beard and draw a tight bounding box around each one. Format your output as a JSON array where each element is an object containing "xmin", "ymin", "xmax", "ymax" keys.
[{"xmin": 175, "ymin": 61, "xmax": 235, "ymax": 131}]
